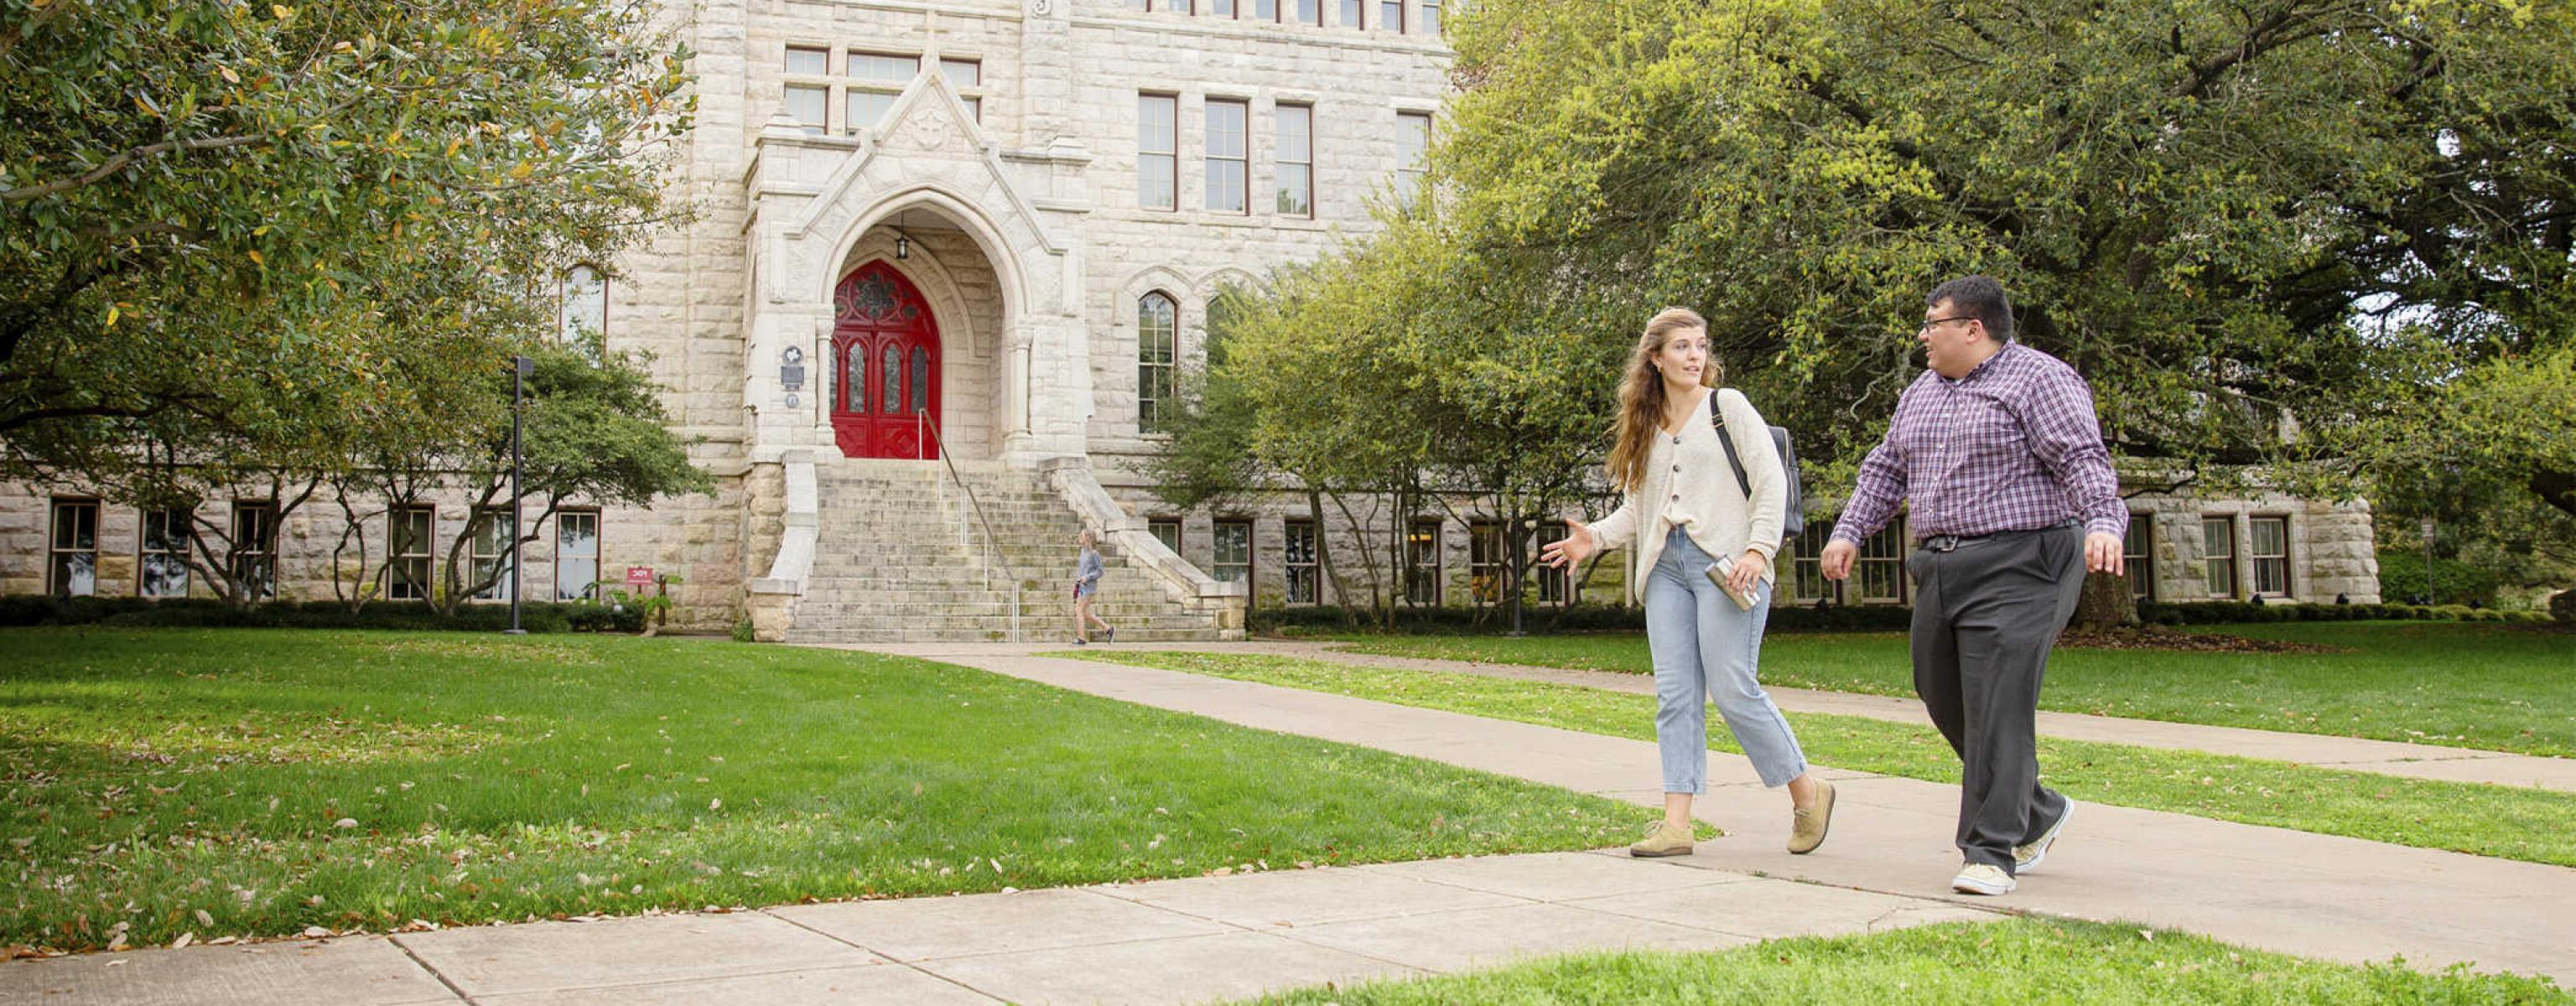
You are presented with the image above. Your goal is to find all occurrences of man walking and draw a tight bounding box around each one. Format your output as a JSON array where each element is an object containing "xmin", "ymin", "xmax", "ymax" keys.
[{"xmin": 1820, "ymin": 276, "xmax": 2126, "ymax": 896}]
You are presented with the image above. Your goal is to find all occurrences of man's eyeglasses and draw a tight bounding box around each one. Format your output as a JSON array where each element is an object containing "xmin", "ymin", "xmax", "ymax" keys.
[{"xmin": 1918, "ymin": 316, "xmax": 1976, "ymax": 335}]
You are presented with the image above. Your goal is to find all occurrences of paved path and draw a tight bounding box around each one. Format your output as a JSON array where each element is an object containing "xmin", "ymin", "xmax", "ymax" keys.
[
  {"xmin": 0, "ymin": 853, "xmax": 1989, "ymax": 1005},
  {"xmin": 1216, "ymin": 640, "xmax": 2576, "ymax": 792},
  {"xmin": 863, "ymin": 644, "xmax": 2576, "ymax": 986}
]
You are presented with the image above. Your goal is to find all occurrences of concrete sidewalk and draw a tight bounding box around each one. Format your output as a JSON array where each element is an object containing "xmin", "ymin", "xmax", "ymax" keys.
[
  {"xmin": 864, "ymin": 644, "xmax": 2576, "ymax": 986},
  {"xmin": 0, "ymin": 851, "xmax": 1990, "ymax": 1006},
  {"xmin": 1156, "ymin": 639, "xmax": 2576, "ymax": 793}
]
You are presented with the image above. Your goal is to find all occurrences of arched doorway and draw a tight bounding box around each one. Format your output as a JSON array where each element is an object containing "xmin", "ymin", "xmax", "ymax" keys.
[{"xmin": 831, "ymin": 262, "xmax": 942, "ymax": 459}]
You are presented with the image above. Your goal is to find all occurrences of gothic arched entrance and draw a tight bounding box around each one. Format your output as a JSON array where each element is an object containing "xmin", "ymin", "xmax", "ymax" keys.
[{"xmin": 830, "ymin": 262, "xmax": 942, "ymax": 459}]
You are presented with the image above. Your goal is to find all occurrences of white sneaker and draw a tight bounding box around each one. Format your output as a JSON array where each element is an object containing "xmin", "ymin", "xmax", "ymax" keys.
[
  {"xmin": 1951, "ymin": 863, "xmax": 2016, "ymax": 896},
  {"xmin": 2015, "ymin": 801, "xmax": 2073, "ymax": 874}
]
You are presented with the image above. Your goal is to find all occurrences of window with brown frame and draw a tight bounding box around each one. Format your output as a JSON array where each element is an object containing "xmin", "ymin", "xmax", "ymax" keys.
[
  {"xmin": 1379, "ymin": 0, "xmax": 1403, "ymax": 31},
  {"xmin": 1213, "ymin": 519, "xmax": 1253, "ymax": 585},
  {"xmin": 139, "ymin": 506, "xmax": 192, "ymax": 599},
  {"xmin": 232, "ymin": 502, "xmax": 278, "ymax": 600},
  {"xmin": 1138, "ymin": 292, "xmax": 1180, "ymax": 430},
  {"xmin": 49, "ymin": 499, "xmax": 98, "ymax": 599},
  {"xmin": 1147, "ymin": 517, "xmax": 1182, "ymax": 555},
  {"xmin": 1275, "ymin": 102, "xmax": 1313, "ymax": 217},
  {"xmin": 1404, "ymin": 518, "xmax": 1441, "ymax": 604},
  {"xmin": 555, "ymin": 511, "xmax": 601, "ymax": 601},
  {"xmin": 1294, "ymin": 0, "xmax": 1321, "ymax": 23},
  {"xmin": 1139, "ymin": 93, "xmax": 1178, "ymax": 210},
  {"xmin": 1284, "ymin": 519, "xmax": 1319, "ymax": 604},
  {"xmin": 2202, "ymin": 516, "xmax": 2237, "ymax": 599},
  {"xmin": 1205, "ymin": 98, "xmax": 1249, "ymax": 214},
  {"xmin": 2123, "ymin": 511, "xmax": 2155, "ymax": 600},
  {"xmin": 1418, "ymin": 0, "xmax": 1441, "ymax": 33},
  {"xmin": 1535, "ymin": 523, "xmax": 1572, "ymax": 604},
  {"xmin": 1467, "ymin": 520, "xmax": 1506, "ymax": 604},
  {"xmin": 1855, "ymin": 520, "xmax": 1908, "ymax": 604},
  {"xmin": 387, "ymin": 506, "xmax": 434, "ymax": 601},
  {"xmin": 2250, "ymin": 516, "xmax": 2292, "ymax": 598},
  {"xmin": 470, "ymin": 509, "xmax": 515, "ymax": 601},
  {"xmin": 1792, "ymin": 523, "xmax": 1837, "ymax": 603},
  {"xmin": 1340, "ymin": 0, "xmax": 1363, "ymax": 28}
]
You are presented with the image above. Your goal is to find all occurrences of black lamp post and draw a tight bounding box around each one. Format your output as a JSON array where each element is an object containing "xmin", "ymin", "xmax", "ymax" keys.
[{"xmin": 505, "ymin": 355, "xmax": 532, "ymax": 635}]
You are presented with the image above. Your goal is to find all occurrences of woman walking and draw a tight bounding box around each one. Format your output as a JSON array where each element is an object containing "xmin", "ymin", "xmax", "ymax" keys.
[
  {"xmin": 1541, "ymin": 307, "xmax": 1834, "ymax": 857},
  {"xmin": 1071, "ymin": 529, "xmax": 1114, "ymax": 645}
]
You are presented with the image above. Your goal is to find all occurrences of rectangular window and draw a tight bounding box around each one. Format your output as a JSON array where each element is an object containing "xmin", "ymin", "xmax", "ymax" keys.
[
  {"xmin": 784, "ymin": 84, "xmax": 828, "ymax": 132},
  {"xmin": 2202, "ymin": 516, "xmax": 2237, "ymax": 599},
  {"xmin": 231, "ymin": 502, "xmax": 278, "ymax": 600},
  {"xmin": 139, "ymin": 507, "xmax": 192, "ymax": 599},
  {"xmin": 1205, "ymin": 98, "xmax": 1249, "ymax": 214},
  {"xmin": 1275, "ymin": 103, "xmax": 1313, "ymax": 217},
  {"xmin": 1793, "ymin": 523, "xmax": 1836, "ymax": 603},
  {"xmin": 1284, "ymin": 519, "xmax": 1319, "ymax": 604},
  {"xmin": 939, "ymin": 58, "xmax": 983, "ymax": 121},
  {"xmin": 556, "ymin": 511, "xmax": 600, "ymax": 601},
  {"xmin": 2123, "ymin": 511, "xmax": 2155, "ymax": 601},
  {"xmin": 1419, "ymin": 0, "xmax": 1440, "ymax": 33},
  {"xmin": 1213, "ymin": 519, "xmax": 1253, "ymax": 585},
  {"xmin": 847, "ymin": 91, "xmax": 897, "ymax": 132},
  {"xmin": 1467, "ymin": 520, "xmax": 1506, "ymax": 604},
  {"xmin": 1856, "ymin": 521, "xmax": 1907, "ymax": 604},
  {"xmin": 387, "ymin": 506, "xmax": 434, "ymax": 601},
  {"xmin": 1342, "ymin": 0, "xmax": 1363, "ymax": 27},
  {"xmin": 1535, "ymin": 523, "xmax": 1572, "ymax": 604},
  {"xmin": 1379, "ymin": 0, "xmax": 1404, "ymax": 30},
  {"xmin": 1394, "ymin": 111, "xmax": 1431, "ymax": 208},
  {"xmin": 1404, "ymin": 518, "xmax": 1441, "ymax": 604},
  {"xmin": 2250, "ymin": 516, "xmax": 2291, "ymax": 598},
  {"xmin": 1208, "ymin": 0, "xmax": 1237, "ymax": 13},
  {"xmin": 48, "ymin": 499, "xmax": 98, "ymax": 599},
  {"xmin": 1139, "ymin": 93, "xmax": 1178, "ymax": 210},
  {"xmin": 848, "ymin": 52, "xmax": 919, "ymax": 82},
  {"xmin": 470, "ymin": 509, "xmax": 516, "ymax": 602},
  {"xmin": 1296, "ymin": 0, "xmax": 1322, "ymax": 23},
  {"xmin": 1137, "ymin": 292, "xmax": 1179, "ymax": 430},
  {"xmin": 1254, "ymin": 0, "xmax": 1277, "ymax": 18},
  {"xmin": 1148, "ymin": 517, "xmax": 1182, "ymax": 555},
  {"xmin": 784, "ymin": 45, "xmax": 828, "ymax": 75}
]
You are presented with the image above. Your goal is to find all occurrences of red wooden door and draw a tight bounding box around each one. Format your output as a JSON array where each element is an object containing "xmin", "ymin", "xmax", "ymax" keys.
[{"xmin": 830, "ymin": 262, "xmax": 942, "ymax": 459}]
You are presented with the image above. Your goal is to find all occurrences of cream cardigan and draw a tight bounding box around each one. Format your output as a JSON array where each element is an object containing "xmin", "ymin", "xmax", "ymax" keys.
[{"xmin": 1588, "ymin": 387, "xmax": 1789, "ymax": 603}]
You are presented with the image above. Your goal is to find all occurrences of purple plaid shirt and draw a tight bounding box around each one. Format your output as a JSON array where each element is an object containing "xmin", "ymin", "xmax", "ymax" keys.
[{"xmin": 1831, "ymin": 342, "xmax": 2125, "ymax": 546}]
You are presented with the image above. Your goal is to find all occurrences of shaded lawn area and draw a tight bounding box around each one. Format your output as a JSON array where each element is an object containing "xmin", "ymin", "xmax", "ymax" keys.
[
  {"xmin": 1228, "ymin": 918, "xmax": 2573, "ymax": 1005},
  {"xmin": 0, "ymin": 629, "xmax": 1644, "ymax": 952},
  {"xmin": 1062, "ymin": 651, "xmax": 2576, "ymax": 868},
  {"xmin": 1327, "ymin": 622, "xmax": 2576, "ymax": 757}
]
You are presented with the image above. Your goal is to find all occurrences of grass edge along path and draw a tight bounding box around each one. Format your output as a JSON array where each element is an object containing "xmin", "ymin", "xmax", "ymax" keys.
[
  {"xmin": 1222, "ymin": 917, "xmax": 2573, "ymax": 1005},
  {"xmin": 1322, "ymin": 622, "xmax": 2576, "ymax": 758},
  {"xmin": 0, "ymin": 628, "xmax": 1658, "ymax": 952},
  {"xmin": 1056, "ymin": 651, "xmax": 2576, "ymax": 869}
]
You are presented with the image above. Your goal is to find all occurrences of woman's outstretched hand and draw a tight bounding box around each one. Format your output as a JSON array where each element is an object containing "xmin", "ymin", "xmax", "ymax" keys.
[{"xmin": 1540, "ymin": 519, "xmax": 1597, "ymax": 569}]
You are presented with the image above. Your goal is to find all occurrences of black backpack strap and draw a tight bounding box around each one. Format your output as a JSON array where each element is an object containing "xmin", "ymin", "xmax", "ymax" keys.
[{"xmin": 1711, "ymin": 407, "xmax": 1753, "ymax": 500}]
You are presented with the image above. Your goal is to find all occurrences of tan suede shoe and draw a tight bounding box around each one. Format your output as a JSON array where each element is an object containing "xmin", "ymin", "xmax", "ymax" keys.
[
  {"xmin": 1788, "ymin": 779, "xmax": 1836, "ymax": 854},
  {"xmin": 1627, "ymin": 820, "xmax": 1694, "ymax": 858}
]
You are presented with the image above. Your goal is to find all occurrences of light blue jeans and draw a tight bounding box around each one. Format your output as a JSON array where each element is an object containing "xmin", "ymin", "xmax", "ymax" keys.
[{"xmin": 1645, "ymin": 525, "xmax": 1808, "ymax": 792}]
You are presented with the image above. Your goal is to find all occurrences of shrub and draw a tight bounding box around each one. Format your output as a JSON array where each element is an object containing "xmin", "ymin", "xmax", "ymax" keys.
[
  {"xmin": 2374, "ymin": 551, "xmax": 2501, "ymax": 607},
  {"xmin": 2551, "ymin": 590, "xmax": 2576, "ymax": 625},
  {"xmin": 0, "ymin": 596, "xmax": 574, "ymax": 633}
]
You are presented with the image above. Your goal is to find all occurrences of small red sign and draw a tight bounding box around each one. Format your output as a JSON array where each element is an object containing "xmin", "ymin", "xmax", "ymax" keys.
[{"xmin": 625, "ymin": 566, "xmax": 656, "ymax": 586}]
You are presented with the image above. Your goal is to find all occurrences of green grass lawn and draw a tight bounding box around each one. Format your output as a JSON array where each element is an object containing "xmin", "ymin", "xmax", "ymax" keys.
[
  {"xmin": 0, "ymin": 629, "xmax": 1649, "ymax": 952},
  {"xmin": 1327, "ymin": 622, "xmax": 2576, "ymax": 757},
  {"xmin": 1227, "ymin": 918, "xmax": 2573, "ymax": 1005},
  {"xmin": 1061, "ymin": 651, "xmax": 2576, "ymax": 867}
]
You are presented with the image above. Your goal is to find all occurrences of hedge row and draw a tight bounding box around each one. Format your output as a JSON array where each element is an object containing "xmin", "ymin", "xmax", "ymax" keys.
[
  {"xmin": 0, "ymin": 596, "xmax": 652, "ymax": 634},
  {"xmin": 1250, "ymin": 599, "xmax": 2549, "ymax": 635}
]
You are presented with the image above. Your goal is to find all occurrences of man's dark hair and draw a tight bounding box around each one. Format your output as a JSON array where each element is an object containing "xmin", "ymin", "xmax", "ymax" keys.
[{"xmin": 1927, "ymin": 276, "xmax": 2014, "ymax": 342}]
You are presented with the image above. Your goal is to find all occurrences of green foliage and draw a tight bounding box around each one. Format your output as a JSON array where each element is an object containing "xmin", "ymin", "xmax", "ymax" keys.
[
  {"xmin": 2551, "ymin": 589, "xmax": 2575, "ymax": 624},
  {"xmin": 2373, "ymin": 550, "xmax": 2504, "ymax": 607},
  {"xmin": 1230, "ymin": 0, "xmax": 2576, "ymax": 546},
  {"xmin": 0, "ymin": 0, "xmax": 695, "ymax": 480}
]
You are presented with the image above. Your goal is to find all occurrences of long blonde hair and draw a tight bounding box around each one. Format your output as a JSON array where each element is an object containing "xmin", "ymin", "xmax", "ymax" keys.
[{"xmin": 1607, "ymin": 307, "xmax": 1722, "ymax": 492}]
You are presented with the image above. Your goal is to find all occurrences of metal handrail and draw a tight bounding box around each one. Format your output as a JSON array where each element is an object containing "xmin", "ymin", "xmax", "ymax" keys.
[{"xmin": 917, "ymin": 409, "xmax": 1022, "ymax": 642}]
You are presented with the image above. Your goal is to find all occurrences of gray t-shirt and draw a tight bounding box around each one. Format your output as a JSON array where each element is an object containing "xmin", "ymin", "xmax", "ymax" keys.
[{"xmin": 1077, "ymin": 547, "xmax": 1104, "ymax": 587}]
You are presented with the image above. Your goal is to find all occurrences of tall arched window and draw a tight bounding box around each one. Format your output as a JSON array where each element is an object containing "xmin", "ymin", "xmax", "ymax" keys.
[
  {"xmin": 1137, "ymin": 292, "xmax": 1179, "ymax": 431},
  {"xmin": 559, "ymin": 264, "xmax": 608, "ymax": 344}
]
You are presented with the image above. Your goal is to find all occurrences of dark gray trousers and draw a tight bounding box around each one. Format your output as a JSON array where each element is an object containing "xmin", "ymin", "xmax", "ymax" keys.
[{"xmin": 1909, "ymin": 524, "xmax": 2081, "ymax": 872}]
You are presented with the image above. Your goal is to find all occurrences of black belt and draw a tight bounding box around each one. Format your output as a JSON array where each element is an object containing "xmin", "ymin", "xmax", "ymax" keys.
[{"xmin": 1919, "ymin": 521, "xmax": 2076, "ymax": 553}]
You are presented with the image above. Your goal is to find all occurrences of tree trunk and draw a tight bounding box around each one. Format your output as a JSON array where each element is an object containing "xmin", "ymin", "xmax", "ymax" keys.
[{"xmin": 2072, "ymin": 571, "xmax": 2137, "ymax": 630}]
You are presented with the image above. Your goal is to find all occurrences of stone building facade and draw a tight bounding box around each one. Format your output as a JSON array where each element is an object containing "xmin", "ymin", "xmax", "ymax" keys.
[{"xmin": 0, "ymin": 0, "xmax": 2379, "ymax": 630}]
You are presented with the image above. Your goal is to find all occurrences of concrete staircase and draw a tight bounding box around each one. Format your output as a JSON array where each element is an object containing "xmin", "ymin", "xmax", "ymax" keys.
[{"xmin": 783, "ymin": 461, "xmax": 1231, "ymax": 645}]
